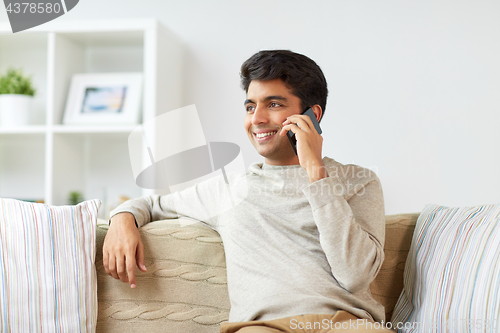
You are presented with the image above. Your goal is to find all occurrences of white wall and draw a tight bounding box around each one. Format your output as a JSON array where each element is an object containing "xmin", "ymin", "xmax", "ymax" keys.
[{"xmin": 1, "ymin": 0, "xmax": 499, "ymax": 214}]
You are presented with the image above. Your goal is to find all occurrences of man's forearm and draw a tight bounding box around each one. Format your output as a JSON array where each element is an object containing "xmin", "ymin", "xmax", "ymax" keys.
[{"xmin": 109, "ymin": 195, "xmax": 160, "ymax": 228}]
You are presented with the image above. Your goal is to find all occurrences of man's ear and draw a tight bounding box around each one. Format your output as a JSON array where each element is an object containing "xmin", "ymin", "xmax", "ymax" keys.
[{"xmin": 311, "ymin": 105, "xmax": 323, "ymax": 123}]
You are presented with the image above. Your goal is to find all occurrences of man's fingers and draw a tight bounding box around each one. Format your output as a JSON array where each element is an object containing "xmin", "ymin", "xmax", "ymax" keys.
[
  {"xmin": 137, "ymin": 240, "xmax": 147, "ymax": 272},
  {"xmin": 286, "ymin": 115, "xmax": 313, "ymax": 132},
  {"xmin": 299, "ymin": 114, "xmax": 314, "ymax": 129},
  {"xmin": 107, "ymin": 254, "xmax": 119, "ymax": 280},
  {"xmin": 280, "ymin": 123, "xmax": 298, "ymax": 136},
  {"xmin": 126, "ymin": 253, "xmax": 137, "ymax": 288},
  {"xmin": 116, "ymin": 257, "xmax": 129, "ymax": 283}
]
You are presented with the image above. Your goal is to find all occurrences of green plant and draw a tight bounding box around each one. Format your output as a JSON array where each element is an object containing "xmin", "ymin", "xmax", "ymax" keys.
[
  {"xmin": 0, "ymin": 67, "xmax": 36, "ymax": 96},
  {"xmin": 68, "ymin": 191, "xmax": 84, "ymax": 205}
]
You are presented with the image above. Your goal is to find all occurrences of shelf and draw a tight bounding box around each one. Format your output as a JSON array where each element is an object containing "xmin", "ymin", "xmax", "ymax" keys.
[
  {"xmin": 0, "ymin": 125, "xmax": 137, "ymax": 134},
  {"xmin": 0, "ymin": 126, "xmax": 47, "ymax": 134},
  {"xmin": 0, "ymin": 19, "xmax": 183, "ymax": 211},
  {"xmin": 57, "ymin": 31, "xmax": 144, "ymax": 48},
  {"xmin": 52, "ymin": 125, "xmax": 138, "ymax": 133}
]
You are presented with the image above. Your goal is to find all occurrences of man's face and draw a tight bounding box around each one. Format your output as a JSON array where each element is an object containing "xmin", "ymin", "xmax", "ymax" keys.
[{"xmin": 244, "ymin": 79, "xmax": 302, "ymax": 165}]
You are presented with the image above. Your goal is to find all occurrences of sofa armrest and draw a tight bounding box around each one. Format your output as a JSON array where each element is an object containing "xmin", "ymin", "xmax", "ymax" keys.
[{"xmin": 95, "ymin": 219, "xmax": 230, "ymax": 333}]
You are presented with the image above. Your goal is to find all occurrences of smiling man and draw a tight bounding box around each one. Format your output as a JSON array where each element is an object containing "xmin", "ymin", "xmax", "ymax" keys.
[
  {"xmin": 244, "ymin": 78, "xmax": 327, "ymax": 183},
  {"xmin": 103, "ymin": 50, "xmax": 392, "ymax": 332}
]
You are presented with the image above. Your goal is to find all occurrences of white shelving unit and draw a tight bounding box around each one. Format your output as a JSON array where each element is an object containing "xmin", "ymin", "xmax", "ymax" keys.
[{"xmin": 0, "ymin": 19, "xmax": 183, "ymax": 217}]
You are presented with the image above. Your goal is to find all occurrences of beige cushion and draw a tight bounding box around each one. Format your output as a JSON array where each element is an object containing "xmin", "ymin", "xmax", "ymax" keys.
[
  {"xmin": 370, "ymin": 213, "xmax": 419, "ymax": 321},
  {"xmin": 95, "ymin": 219, "xmax": 230, "ymax": 333}
]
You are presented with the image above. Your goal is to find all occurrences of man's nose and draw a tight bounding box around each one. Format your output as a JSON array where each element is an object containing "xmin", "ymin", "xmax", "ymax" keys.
[{"xmin": 251, "ymin": 106, "xmax": 269, "ymax": 125}]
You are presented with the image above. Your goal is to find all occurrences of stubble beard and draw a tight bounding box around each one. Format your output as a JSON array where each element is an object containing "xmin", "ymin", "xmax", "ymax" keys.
[{"xmin": 253, "ymin": 134, "xmax": 294, "ymax": 162}]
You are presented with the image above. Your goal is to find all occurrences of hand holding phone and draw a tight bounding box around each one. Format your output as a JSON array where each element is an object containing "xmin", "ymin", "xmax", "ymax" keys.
[{"xmin": 286, "ymin": 107, "xmax": 322, "ymax": 155}]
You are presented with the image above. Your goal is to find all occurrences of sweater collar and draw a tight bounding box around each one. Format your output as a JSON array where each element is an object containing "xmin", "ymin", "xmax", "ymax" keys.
[{"xmin": 261, "ymin": 163, "xmax": 303, "ymax": 171}]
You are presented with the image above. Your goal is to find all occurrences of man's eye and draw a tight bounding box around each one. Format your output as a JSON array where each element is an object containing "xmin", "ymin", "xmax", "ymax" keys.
[
  {"xmin": 246, "ymin": 105, "xmax": 255, "ymax": 112},
  {"xmin": 270, "ymin": 102, "xmax": 281, "ymax": 108}
]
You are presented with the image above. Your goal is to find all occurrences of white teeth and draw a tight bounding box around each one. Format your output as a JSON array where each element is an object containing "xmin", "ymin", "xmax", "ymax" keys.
[{"xmin": 256, "ymin": 131, "xmax": 277, "ymax": 138}]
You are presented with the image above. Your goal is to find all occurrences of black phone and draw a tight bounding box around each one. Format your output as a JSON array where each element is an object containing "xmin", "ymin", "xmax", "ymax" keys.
[{"xmin": 286, "ymin": 107, "xmax": 322, "ymax": 155}]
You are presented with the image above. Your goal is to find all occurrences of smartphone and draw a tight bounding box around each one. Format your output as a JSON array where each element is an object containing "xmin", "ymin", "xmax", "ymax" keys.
[{"xmin": 286, "ymin": 107, "xmax": 322, "ymax": 155}]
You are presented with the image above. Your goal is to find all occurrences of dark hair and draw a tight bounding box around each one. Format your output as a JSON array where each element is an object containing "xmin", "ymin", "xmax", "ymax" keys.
[{"xmin": 240, "ymin": 50, "xmax": 328, "ymax": 121}]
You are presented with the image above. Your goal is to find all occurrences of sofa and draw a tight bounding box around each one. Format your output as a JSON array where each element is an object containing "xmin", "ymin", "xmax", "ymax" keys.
[{"xmin": 94, "ymin": 213, "xmax": 419, "ymax": 333}]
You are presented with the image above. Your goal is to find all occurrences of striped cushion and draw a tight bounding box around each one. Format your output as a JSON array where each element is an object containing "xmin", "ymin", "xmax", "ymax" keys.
[
  {"xmin": 0, "ymin": 198, "xmax": 101, "ymax": 332},
  {"xmin": 391, "ymin": 203, "xmax": 500, "ymax": 332}
]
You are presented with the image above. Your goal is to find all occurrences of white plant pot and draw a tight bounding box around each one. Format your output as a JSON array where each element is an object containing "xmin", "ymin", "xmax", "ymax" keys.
[{"xmin": 0, "ymin": 94, "xmax": 33, "ymax": 127}]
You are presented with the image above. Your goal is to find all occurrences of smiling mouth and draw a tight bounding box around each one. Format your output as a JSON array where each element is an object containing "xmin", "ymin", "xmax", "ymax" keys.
[{"xmin": 255, "ymin": 131, "xmax": 277, "ymax": 139}]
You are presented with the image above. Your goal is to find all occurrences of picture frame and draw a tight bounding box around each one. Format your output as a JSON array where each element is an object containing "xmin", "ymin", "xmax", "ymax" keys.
[{"xmin": 63, "ymin": 73, "xmax": 142, "ymax": 125}]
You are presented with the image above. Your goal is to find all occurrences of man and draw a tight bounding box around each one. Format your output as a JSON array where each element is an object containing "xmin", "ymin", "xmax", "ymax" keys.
[{"xmin": 103, "ymin": 50, "xmax": 391, "ymax": 332}]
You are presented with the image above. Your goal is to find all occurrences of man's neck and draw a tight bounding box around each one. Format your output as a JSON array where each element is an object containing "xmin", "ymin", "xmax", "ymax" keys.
[{"xmin": 264, "ymin": 155, "xmax": 300, "ymax": 166}]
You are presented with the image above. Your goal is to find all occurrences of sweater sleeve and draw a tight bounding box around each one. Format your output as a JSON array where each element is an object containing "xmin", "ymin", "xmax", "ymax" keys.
[
  {"xmin": 109, "ymin": 175, "xmax": 233, "ymax": 229},
  {"xmin": 302, "ymin": 171, "xmax": 385, "ymax": 293}
]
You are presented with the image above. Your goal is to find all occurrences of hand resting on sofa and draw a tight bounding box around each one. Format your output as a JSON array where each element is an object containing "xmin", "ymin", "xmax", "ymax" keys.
[{"xmin": 103, "ymin": 212, "xmax": 147, "ymax": 288}]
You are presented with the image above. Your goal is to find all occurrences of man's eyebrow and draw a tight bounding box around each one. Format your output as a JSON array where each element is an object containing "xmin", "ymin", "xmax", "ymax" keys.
[{"xmin": 244, "ymin": 96, "xmax": 288, "ymax": 105}]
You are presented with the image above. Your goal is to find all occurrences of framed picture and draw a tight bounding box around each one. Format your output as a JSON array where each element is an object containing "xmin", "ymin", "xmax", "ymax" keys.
[{"xmin": 63, "ymin": 73, "xmax": 142, "ymax": 125}]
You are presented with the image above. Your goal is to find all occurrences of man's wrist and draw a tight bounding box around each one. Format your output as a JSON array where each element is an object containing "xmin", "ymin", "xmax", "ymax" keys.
[
  {"xmin": 109, "ymin": 212, "xmax": 139, "ymax": 228},
  {"xmin": 305, "ymin": 160, "xmax": 329, "ymax": 183}
]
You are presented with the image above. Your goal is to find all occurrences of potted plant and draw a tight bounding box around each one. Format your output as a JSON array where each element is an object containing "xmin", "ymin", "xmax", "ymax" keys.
[
  {"xmin": 68, "ymin": 191, "xmax": 84, "ymax": 205},
  {"xmin": 0, "ymin": 67, "xmax": 36, "ymax": 127}
]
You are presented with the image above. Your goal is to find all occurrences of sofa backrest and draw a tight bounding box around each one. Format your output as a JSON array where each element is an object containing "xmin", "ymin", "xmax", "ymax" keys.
[{"xmin": 95, "ymin": 213, "xmax": 419, "ymax": 331}]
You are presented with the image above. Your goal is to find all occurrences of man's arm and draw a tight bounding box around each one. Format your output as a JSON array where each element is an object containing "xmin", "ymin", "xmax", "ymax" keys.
[
  {"xmin": 303, "ymin": 172, "xmax": 385, "ymax": 293},
  {"xmin": 102, "ymin": 177, "xmax": 230, "ymax": 288},
  {"xmin": 281, "ymin": 108, "xmax": 384, "ymax": 292}
]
